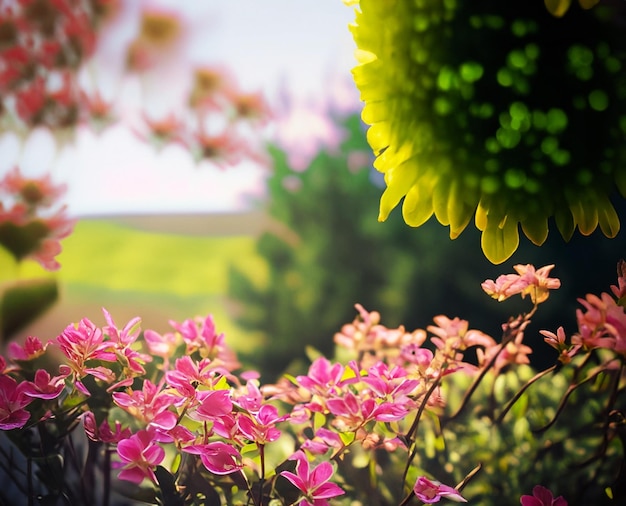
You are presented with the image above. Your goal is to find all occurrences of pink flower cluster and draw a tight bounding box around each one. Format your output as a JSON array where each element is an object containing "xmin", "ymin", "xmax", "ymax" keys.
[
  {"xmin": 0, "ymin": 167, "xmax": 75, "ymax": 270},
  {"xmin": 482, "ymin": 264, "xmax": 561, "ymax": 304},
  {"xmin": 0, "ymin": 0, "xmax": 111, "ymax": 130},
  {"xmin": 0, "ymin": 303, "xmax": 475, "ymax": 503},
  {"xmin": 3, "ymin": 261, "xmax": 602, "ymax": 504},
  {"xmin": 133, "ymin": 64, "xmax": 271, "ymax": 168},
  {"xmin": 540, "ymin": 259, "xmax": 626, "ymax": 361}
]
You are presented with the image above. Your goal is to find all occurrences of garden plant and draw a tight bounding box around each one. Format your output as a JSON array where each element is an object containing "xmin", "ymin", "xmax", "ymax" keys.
[{"xmin": 1, "ymin": 1, "xmax": 626, "ymax": 505}]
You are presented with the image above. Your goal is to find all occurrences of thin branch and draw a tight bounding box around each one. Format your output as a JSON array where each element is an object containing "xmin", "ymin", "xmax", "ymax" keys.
[{"xmin": 494, "ymin": 365, "xmax": 557, "ymax": 425}]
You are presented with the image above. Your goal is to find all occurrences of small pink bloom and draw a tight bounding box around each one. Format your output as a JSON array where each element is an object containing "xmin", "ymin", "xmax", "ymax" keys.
[
  {"xmin": 520, "ymin": 485, "xmax": 567, "ymax": 506},
  {"xmin": 429, "ymin": 316, "xmax": 495, "ymax": 353},
  {"xmin": 0, "ymin": 374, "xmax": 32, "ymax": 430},
  {"xmin": 280, "ymin": 450, "xmax": 344, "ymax": 505},
  {"xmin": 413, "ymin": 476, "xmax": 466, "ymax": 504},
  {"xmin": 326, "ymin": 391, "xmax": 406, "ymax": 432},
  {"xmin": 21, "ymin": 369, "xmax": 65, "ymax": 399},
  {"xmin": 481, "ymin": 274, "xmax": 527, "ymax": 302},
  {"xmin": 482, "ymin": 264, "xmax": 560, "ymax": 304},
  {"xmin": 168, "ymin": 315, "xmax": 240, "ymax": 370},
  {"xmin": 540, "ymin": 327, "xmax": 580, "ymax": 364},
  {"xmin": 144, "ymin": 329, "xmax": 179, "ymax": 360},
  {"xmin": 102, "ymin": 308, "xmax": 141, "ymax": 347},
  {"xmin": 362, "ymin": 362, "xmax": 419, "ymax": 401},
  {"xmin": 8, "ymin": 336, "xmax": 48, "ymax": 361},
  {"xmin": 117, "ymin": 430, "xmax": 165, "ymax": 484},
  {"xmin": 55, "ymin": 318, "xmax": 116, "ymax": 382},
  {"xmin": 112, "ymin": 380, "xmax": 178, "ymax": 431},
  {"xmin": 401, "ymin": 343, "xmax": 434, "ymax": 366},
  {"xmin": 296, "ymin": 357, "xmax": 359, "ymax": 398},
  {"xmin": 192, "ymin": 389, "xmax": 233, "ymax": 422},
  {"xmin": 301, "ymin": 428, "xmax": 343, "ymax": 454},
  {"xmin": 233, "ymin": 380, "xmax": 263, "ymax": 412},
  {"xmin": 83, "ymin": 412, "xmax": 131, "ymax": 443},
  {"xmin": 236, "ymin": 404, "xmax": 287, "ymax": 444},
  {"xmin": 183, "ymin": 441, "xmax": 242, "ymax": 475}
]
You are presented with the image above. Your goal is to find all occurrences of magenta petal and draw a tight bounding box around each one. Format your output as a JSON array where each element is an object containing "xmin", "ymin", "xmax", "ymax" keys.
[
  {"xmin": 310, "ymin": 461, "xmax": 334, "ymax": 486},
  {"xmin": 312, "ymin": 482, "xmax": 344, "ymax": 499},
  {"xmin": 520, "ymin": 496, "xmax": 543, "ymax": 506},
  {"xmin": 281, "ymin": 471, "xmax": 306, "ymax": 492},
  {"xmin": 143, "ymin": 444, "xmax": 165, "ymax": 466},
  {"xmin": 0, "ymin": 410, "xmax": 30, "ymax": 430},
  {"xmin": 152, "ymin": 411, "xmax": 177, "ymax": 431},
  {"xmin": 118, "ymin": 467, "xmax": 148, "ymax": 484},
  {"xmin": 117, "ymin": 439, "xmax": 141, "ymax": 462}
]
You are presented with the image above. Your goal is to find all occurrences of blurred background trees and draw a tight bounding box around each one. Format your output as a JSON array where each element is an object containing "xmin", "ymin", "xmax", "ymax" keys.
[{"xmin": 229, "ymin": 108, "xmax": 625, "ymax": 380}]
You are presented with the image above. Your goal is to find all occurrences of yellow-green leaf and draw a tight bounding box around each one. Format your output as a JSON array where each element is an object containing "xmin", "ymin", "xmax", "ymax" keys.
[
  {"xmin": 544, "ymin": 0, "xmax": 571, "ymax": 17},
  {"xmin": 521, "ymin": 216, "xmax": 549, "ymax": 246},
  {"xmin": 481, "ymin": 216, "xmax": 519, "ymax": 264}
]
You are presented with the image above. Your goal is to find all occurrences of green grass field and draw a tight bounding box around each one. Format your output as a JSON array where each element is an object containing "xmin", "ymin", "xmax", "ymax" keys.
[{"xmin": 8, "ymin": 217, "xmax": 268, "ymax": 356}]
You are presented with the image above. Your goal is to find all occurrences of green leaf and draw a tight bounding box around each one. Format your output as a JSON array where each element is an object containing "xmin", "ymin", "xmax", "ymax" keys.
[
  {"xmin": 0, "ymin": 220, "xmax": 49, "ymax": 261},
  {"xmin": 481, "ymin": 216, "xmax": 519, "ymax": 265},
  {"xmin": 155, "ymin": 465, "xmax": 185, "ymax": 506},
  {"xmin": 1, "ymin": 278, "xmax": 58, "ymax": 340}
]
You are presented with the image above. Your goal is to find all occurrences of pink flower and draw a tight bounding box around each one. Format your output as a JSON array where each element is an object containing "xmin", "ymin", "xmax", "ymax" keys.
[
  {"xmin": 56, "ymin": 317, "xmax": 112, "ymax": 362},
  {"xmin": 301, "ymin": 428, "xmax": 343, "ymax": 454},
  {"xmin": 101, "ymin": 309, "xmax": 151, "ymax": 379},
  {"xmin": 112, "ymin": 380, "xmax": 178, "ymax": 431},
  {"xmin": 183, "ymin": 441, "xmax": 242, "ymax": 475},
  {"xmin": 21, "ymin": 369, "xmax": 65, "ymax": 399},
  {"xmin": 83, "ymin": 412, "xmax": 131, "ymax": 443},
  {"xmin": 0, "ymin": 374, "xmax": 32, "ymax": 430},
  {"xmin": 8, "ymin": 336, "xmax": 48, "ymax": 361},
  {"xmin": 326, "ymin": 391, "xmax": 406, "ymax": 432},
  {"xmin": 233, "ymin": 380, "xmax": 263, "ymax": 412},
  {"xmin": 280, "ymin": 450, "xmax": 345, "ymax": 506},
  {"xmin": 0, "ymin": 169, "xmax": 75, "ymax": 270},
  {"xmin": 413, "ymin": 476, "xmax": 466, "ymax": 504},
  {"xmin": 192, "ymin": 389, "xmax": 233, "ymax": 423},
  {"xmin": 296, "ymin": 357, "xmax": 359, "ymax": 398},
  {"xmin": 102, "ymin": 308, "xmax": 141, "ymax": 347},
  {"xmin": 540, "ymin": 327, "xmax": 581, "ymax": 364},
  {"xmin": 169, "ymin": 315, "xmax": 240, "ymax": 369},
  {"xmin": 362, "ymin": 362, "xmax": 419, "ymax": 401},
  {"xmin": 482, "ymin": 264, "xmax": 560, "ymax": 304},
  {"xmin": 481, "ymin": 274, "xmax": 528, "ymax": 302},
  {"xmin": 144, "ymin": 329, "xmax": 179, "ymax": 361},
  {"xmin": 117, "ymin": 430, "xmax": 165, "ymax": 484},
  {"xmin": 55, "ymin": 318, "xmax": 117, "ymax": 395},
  {"xmin": 520, "ymin": 485, "xmax": 567, "ymax": 506},
  {"xmin": 400, "ymin": 342, "xmax": 435, "ymax": 367},
  {"xmin": 572, "ymin": 292, "xmax": 626, "ymax": 354},
  {"xmin": 429, "ymin": 316, "xmax": 495, "ymax": 353},
  {"xmin": 236, "ymin": 404, "xmax": 287, "ymax": 445}
]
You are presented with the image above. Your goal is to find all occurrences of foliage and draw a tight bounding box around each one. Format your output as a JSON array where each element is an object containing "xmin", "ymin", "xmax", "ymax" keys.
[
  {"xmin": 227, "ymin": 108, "xmax": 626, "ymax": 380},
  {"xmin": 228, "ymin": 112, "xmax": 410, "ymax": 378},
  {"xmin": 0, "ymin": 168, "xmax": 75, "ymax": 342},
  {"xmin": 346, "ymin": 0, "xmax": 626, "ymax": 263}
]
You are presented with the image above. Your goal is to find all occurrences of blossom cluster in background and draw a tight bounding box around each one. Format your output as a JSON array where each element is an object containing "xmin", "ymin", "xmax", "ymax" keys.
[
  {"xmin": 0, "ymin": 0, "xmax": 113, "ymax": 132},
  {"xmin": 0, "ymin": 0, "xmax": 272, "ymax": 169},
  {"xmin": 0, "ymin": 166, "xmax": 74, "ymax": 270}
]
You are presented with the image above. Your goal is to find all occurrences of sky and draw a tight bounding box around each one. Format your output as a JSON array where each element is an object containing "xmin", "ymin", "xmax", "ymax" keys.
[{"xmin": 0, "ymin": 0, "xmax": 360, "ymax": 217}]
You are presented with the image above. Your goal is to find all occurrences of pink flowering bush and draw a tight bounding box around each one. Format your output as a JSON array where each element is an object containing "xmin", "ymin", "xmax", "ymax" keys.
[
  {"xmin": 0, "ymin": 167, "xmax": 74, "ymax": 271},
  {"xmin": 0, "ymin": 262, "xmax": 624, "ymax": 504}
]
